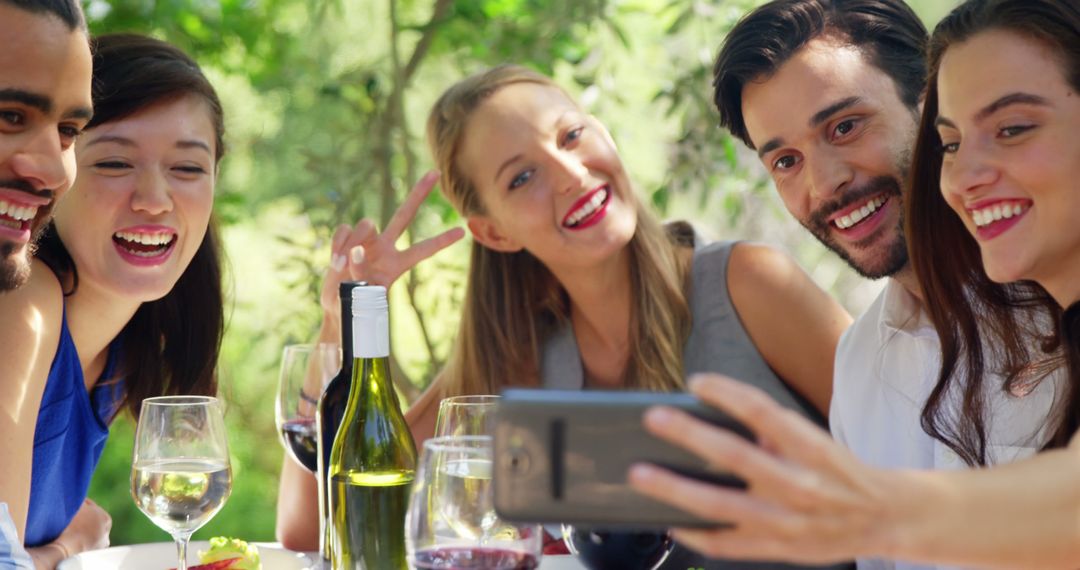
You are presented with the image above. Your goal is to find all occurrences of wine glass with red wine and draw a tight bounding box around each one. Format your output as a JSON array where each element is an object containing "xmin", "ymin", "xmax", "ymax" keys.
[
  {"xmin": 406, "ymin": 436, "xmax": 544, "ymax": 569},
  {"xmin": 561, "ymin": 526, "xmax": 675, "ymax": 570},
  {"xmin": 275, "ymin": 343, "xmax": 340, "ymax": 471}
]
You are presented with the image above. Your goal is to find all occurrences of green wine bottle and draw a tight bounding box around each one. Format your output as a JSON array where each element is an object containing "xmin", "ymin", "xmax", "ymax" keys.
[{"xmin": 328, "ymin": 285, "xmax": 417, "ymax": 570}]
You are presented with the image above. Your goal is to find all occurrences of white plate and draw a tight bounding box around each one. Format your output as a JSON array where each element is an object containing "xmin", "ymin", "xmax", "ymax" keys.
[{"xmin": 57, "ymin": 541, "xmax": 314, "ymax": 570}]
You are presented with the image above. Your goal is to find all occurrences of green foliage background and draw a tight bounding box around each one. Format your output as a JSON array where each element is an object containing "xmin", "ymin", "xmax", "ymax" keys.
[{"xmin": 83, "ymin": 0, "xmax": 956, "ymax": 545}]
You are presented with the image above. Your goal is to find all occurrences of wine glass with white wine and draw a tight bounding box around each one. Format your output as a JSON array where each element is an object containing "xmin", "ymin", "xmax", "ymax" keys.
[{"xmin": 131, "ymin": 396, "xmax": 232, "ymax": 570}]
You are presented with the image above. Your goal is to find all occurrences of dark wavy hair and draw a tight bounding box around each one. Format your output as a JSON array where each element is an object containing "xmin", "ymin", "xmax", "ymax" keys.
[
  {"xmin": 713, "ymin": 0, "xmax": 928, "ymax": 148},
  {"xmin": 36, "ymin": 33, "xmax": 226, "ymax": 419},
  {"xmin": 908, "ymin": 0, "xmax": 1080, "ymax": 465},
  {"xmin": 1, "ymin": 0, "xmax": 85, "ymax": 31}
]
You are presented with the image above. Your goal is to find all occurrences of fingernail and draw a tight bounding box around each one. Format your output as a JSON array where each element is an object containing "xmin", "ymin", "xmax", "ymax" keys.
[
  {"xmin": 644, "ymin": 406, "xmax": 674, "ymax": 427},
  {"xmin": 350, "ymin": 247, "xmax": 365, "ymax": 264},
  {"xmin": 628, "ymin": 464, "xmax": 655, "ymax": 484},
  {"xmin": 331, "ymin": 254, "xmax": 346, "ymax": 272}
]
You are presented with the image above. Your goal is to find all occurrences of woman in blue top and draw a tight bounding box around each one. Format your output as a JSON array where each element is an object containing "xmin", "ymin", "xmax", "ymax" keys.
[{"xmin": 0, "ymin": 33, "xmax": 225, "ymax": 568}]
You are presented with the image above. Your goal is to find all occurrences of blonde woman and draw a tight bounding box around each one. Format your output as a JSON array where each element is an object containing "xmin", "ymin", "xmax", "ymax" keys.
[{"xmin": 277, "ymin": 67, "xmax": 852, "ymax": 568}]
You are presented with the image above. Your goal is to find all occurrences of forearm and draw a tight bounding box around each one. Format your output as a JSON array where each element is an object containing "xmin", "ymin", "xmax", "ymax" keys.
[
  {"xmin": 887, "ymin": 447, "xmax": 1080, "ymax": 569},
  {"xmin": 275, "ymin": 458, "xmax": 320, "ymax": 551}
]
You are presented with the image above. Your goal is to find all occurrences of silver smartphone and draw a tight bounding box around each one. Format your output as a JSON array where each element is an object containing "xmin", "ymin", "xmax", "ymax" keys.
[{"xmin": 492, "ymin": 389, "xmax": 754, "ymax": 530}]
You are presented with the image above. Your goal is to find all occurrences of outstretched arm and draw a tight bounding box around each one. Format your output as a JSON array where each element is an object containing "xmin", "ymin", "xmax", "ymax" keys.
[
  {"xmin": 276, "ymin": 171, "xmax": 463, "ymax": 550},
  {"xmin": 630, "ymin": 374, "xmax": 1080, "ymax": 569},
  {"xmin": 726, "ymin": 242, "xmax": 852, "ymax": 416}
]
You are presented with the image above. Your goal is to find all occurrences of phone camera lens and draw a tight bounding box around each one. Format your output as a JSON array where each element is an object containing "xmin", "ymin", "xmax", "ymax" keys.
[{"xmin": 502, "ymin": 447, "xmax": 531, "ymax": 475}]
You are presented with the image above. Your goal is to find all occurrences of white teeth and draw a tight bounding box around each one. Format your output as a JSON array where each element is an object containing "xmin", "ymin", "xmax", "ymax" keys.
[
  {"xmin": 113, "ymin": 231, "xmax": 176, "ymax": 245},
  {"xmin": 0, "ymin": 198, "xmax": 39, "ymax": 222},
  {"xmin": 972, "ymin": 202, "xmax": 1028, "ymax": 228},
  {"xmin": 565, "ymin": 188, "xmax": 610, "ymax": 227},
  {"xmin": 834, "ymin": 196, "xmax": 885, "ymax": 230}
]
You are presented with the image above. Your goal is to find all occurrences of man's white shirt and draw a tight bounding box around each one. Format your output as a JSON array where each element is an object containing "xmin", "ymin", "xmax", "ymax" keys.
[{"xmin": 831, "ymin": 278, "xmax": 1060, "ymax": 570}]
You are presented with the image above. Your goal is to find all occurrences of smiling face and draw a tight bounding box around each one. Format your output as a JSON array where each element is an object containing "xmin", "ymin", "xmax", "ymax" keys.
[
  {"xmin": 741, "ymin": 37, "xmax": 918, "ymax": 279},
  {"xmin": 53, "ymin": 95, "xmax": 216, "ymax": 302},
  {"xmin": 456, "ymin": 82, "xmax": 637, "ymax": 274},
  {"xmin": 0, "ymin": 4, "xmax": 92, "ymax": 289},
  {"xmin": 937, "ymin": 29, "xmax": 1080, "ymax": 305}
]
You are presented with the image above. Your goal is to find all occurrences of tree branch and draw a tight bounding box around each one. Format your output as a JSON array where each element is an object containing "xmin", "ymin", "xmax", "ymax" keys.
[{"xmin": 402, "ymin": 0, "xmax": 454, "ymax": 84}]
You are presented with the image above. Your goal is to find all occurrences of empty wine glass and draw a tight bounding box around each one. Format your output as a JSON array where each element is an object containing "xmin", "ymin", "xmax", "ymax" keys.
[
  {"xmin": 406, "ymin": 436, "xmax": 542, "ymax": 569},
  {"xmin": 434, "ymin": 395, "xmax": 500, "ymax": 438},
  {"xmin": 131, "ymin": 396, "xmax": 231, "ymax": 570},
  {"xmin": 561, "ymin": 525, "xmax": 674, "ymax": 570},
  {"xmin": 275, "ymin": 343, "xmax": 340, "ymax": 471}
]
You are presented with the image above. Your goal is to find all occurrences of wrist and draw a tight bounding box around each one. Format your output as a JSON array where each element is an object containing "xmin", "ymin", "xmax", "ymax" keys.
[
  {"xmin": 318, "ymin": 315, "xmax": 341, "ymax": 344},
  {"xmin": 29, "ymin": 541, "xmax": 70, "ymax": 569},
  {"xmin": 51, "ymin": 540, "xmax": 71, "ymax": 559},
  {"xmin": 874, "ymin": 469, "xmax": 943, "ymax": 562}
]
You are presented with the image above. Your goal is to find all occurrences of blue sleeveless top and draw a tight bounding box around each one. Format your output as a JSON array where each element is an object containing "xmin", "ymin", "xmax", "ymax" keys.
[{"xmin": 25, "ymin": 308, "xmax": 123, "ymax": 547}]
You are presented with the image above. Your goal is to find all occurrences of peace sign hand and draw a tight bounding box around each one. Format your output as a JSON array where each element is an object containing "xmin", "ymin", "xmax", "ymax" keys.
[{"xmin": 320, "ymin": 170, "xmax": 466, "ymax": 317}]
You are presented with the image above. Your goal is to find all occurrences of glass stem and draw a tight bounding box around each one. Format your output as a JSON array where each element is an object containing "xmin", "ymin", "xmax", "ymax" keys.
[{"xmin": 175, "ymin": 534, "xmax": 191, "ymax": 570}]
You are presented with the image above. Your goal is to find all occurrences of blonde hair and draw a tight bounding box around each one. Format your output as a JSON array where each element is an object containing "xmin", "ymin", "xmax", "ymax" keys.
[{"xmin": 427, "ymin": 64, "xmax": 692, "ymax": 397}]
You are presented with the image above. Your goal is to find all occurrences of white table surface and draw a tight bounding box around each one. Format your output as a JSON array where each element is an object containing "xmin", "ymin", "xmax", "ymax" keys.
[
  {"xmin": 541, "ymin": 555, "xmax": 587, "ymax": 569},
  {"xmin": 59, "ymin": 542, "xmax": 586, "ymax": 570}
]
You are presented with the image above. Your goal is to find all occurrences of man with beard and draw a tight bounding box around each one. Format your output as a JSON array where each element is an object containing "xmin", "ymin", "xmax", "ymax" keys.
[
  {"xmin": 0, "ymin": 2, "xmax": 108, "ymax": 568},
  {"xmin": 636, "ymin": 2, "xmax": 1059, "ymax": 568},
  {"xmin": 0, "ymin": 0, "xmax": 92, "ymax": 292}
]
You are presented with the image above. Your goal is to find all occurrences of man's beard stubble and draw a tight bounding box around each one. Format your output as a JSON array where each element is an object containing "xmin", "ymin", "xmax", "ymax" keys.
[
  {"xmin": 0, "ymin": 179, "xmax": 55, "ymax": 292},
  {"xmin": 802, "ymin": 174, "xmax": 909, "ymax": 280},
  {"xmin": 0, "ymin": 239, "xmax": 32, "ymax": 291}
]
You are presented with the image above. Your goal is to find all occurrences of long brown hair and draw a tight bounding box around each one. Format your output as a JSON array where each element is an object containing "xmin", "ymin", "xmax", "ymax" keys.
[
  {"xmin": 908, "ymin": 0, "xmax": 1080, "ymax": 465},
  {"xmin": 36, "ymin": 34, "xmax": 226, "ymax": 419},
  {"xmin": 426, "ymin": 65, "xmax": 692, "ymax": 397}
]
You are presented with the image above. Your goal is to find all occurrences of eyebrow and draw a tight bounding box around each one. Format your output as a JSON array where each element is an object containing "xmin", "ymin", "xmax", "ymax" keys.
[
  {"xmin": 0, "ymin": 88, "xmax": 93, "ymax": 122},
  {"xmin": 84, "ymin": 135, "xmax": 213, "ymax": 154},
  {"xmin": 810, "ymin": 96, "xmax": 862, "ymax": 129},
  {"xmin": 0, "ymin": 88, "xmax": 52, "ymax": 113},
  {"xmin": 494, "ymin": 154, "xmax": 523, "ymax": 185},
  {"xmin": 935, "ymin": 92, "xmax": 1051, "ymax": 129},
  {"xmin": 757, "ymin": 96, "xmax": 863, "ymax": 158}
]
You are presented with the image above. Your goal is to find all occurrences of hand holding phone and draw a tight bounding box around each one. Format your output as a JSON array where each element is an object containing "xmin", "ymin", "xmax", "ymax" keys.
[{"xmin": 492, "ymin": 389, "xmax": 755, "ymax": 529}]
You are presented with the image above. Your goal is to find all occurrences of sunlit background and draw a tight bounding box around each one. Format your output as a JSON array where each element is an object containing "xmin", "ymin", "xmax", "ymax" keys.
[{"xmin": 80, "ymin": 0, "xmax": 960, "ymax": 544}]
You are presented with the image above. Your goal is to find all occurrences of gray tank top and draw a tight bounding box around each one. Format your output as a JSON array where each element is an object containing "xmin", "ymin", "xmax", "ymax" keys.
[
  {"xmin": 541, "ymin": 239, "xmax": 825, "ymax": 426},
  {"xmin": 540, "ymin": 239, "xmax": 847, "ymax": 570}
]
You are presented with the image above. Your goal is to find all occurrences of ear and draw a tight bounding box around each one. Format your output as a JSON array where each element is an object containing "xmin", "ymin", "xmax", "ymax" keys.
[{"xmin": 466, "ymin": 215, "xmax": 524, "ymax": 253}]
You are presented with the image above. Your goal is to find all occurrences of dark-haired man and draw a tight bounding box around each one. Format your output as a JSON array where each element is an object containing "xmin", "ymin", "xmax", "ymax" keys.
[
  {"xmin": 0, "ymin": 0, "xmax": 92, "ymax": 292},
  {"xmin": 0, "ymin": 2, "xmax": 103, "ymax": 567},
  {"xmin": 633, "ymin": 1, "xmax": 1058, "ymax": 569}
]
